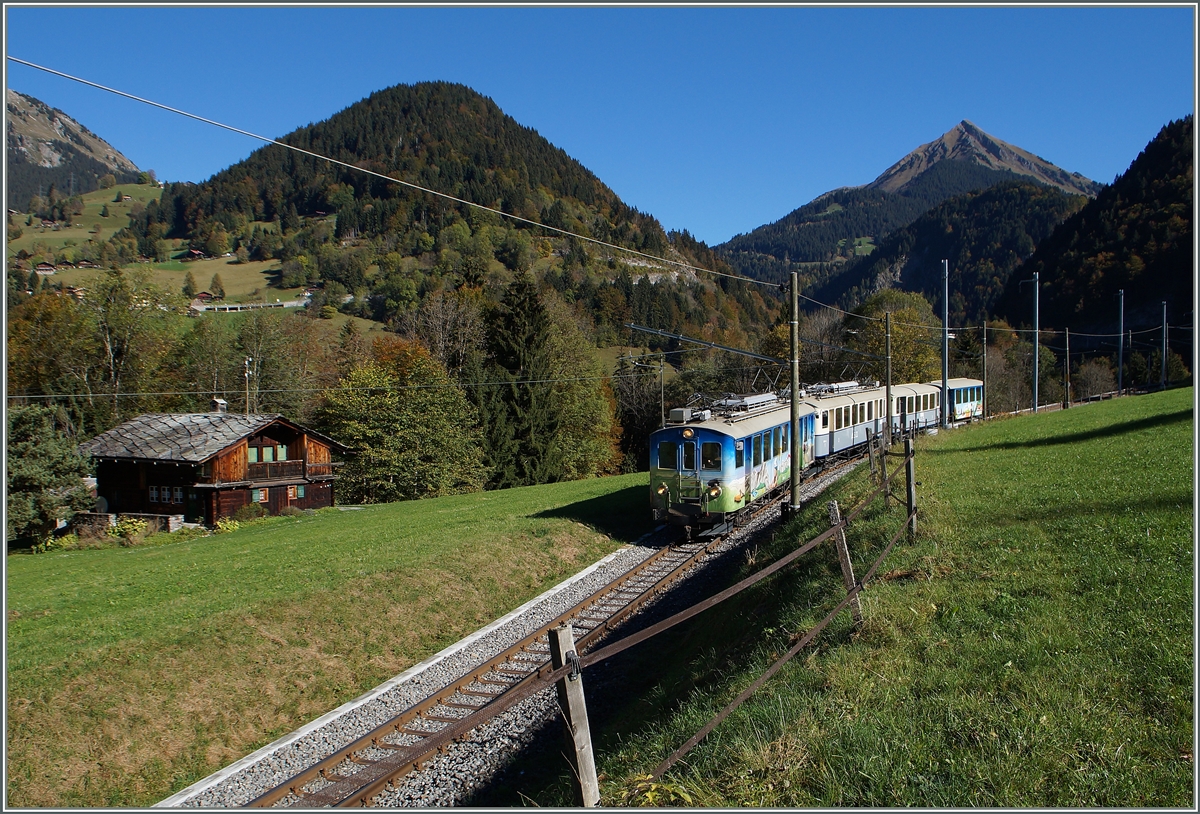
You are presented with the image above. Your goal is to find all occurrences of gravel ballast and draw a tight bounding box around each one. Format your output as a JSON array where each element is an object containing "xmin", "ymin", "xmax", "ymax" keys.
[{"xmin": 159, "ymin": 464, "xmax": 857, "ymax": 808}]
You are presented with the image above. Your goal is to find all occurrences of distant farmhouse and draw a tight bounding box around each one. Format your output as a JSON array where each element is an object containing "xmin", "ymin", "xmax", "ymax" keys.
[{"xmin": 79, "ymin": 401, "xmax": 346, "ymax": 527}]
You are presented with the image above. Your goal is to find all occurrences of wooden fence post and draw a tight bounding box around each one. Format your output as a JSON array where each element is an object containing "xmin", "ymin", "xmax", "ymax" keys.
[
  {"xmin": 548, "ymin": 625, "xmax": 600, "ymax": 807},
  {"xmin": 904, "ymin": 437, "xmax": 917, "ymax": 539},
  {"xmin": 827, "ymin": 500, "xmax": 863, "ymax": 627},
  {"xmin": 866, "ymin": 427, "xmax": 877, "ymax": 482},
  {"xmin": 881, "ymin": 436, "xmax": 891, "ymax": 508}
]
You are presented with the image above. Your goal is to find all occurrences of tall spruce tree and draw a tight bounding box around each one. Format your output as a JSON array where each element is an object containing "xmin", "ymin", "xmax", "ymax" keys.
[{"xmin": 483, "ymin": 276, "xmax": 562, "ymax": 488}]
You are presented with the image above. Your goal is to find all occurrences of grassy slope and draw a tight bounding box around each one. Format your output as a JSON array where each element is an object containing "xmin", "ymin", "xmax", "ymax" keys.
[
  {"xmin": 511, "ymin": 389, "xmax": 1193, "ymax": 807},
  {"xmin": 4, "ymin": 473, "xmax": 649, "ymax": 807}
]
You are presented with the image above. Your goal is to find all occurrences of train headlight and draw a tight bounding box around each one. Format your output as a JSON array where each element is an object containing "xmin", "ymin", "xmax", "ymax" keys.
[
  {"xmin": 656, "ymin": 483, "xmax": 668, "ymax": 496},
  {"xmin": 706, "ymin": 481, "xmax": 722, "ymax": 499},
  {"xmin": 682, "ymin": 428, "xmax": 694, "ymax": 439}
]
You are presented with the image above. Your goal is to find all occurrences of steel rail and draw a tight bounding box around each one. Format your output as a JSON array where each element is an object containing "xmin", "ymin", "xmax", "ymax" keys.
[
  {"xmin": 245, "ymin": 498, "xmax": 781, "ymax": 808},
  {"xmin": 246, "ymin": 455, "xmax": 874, "ymax": 808}
]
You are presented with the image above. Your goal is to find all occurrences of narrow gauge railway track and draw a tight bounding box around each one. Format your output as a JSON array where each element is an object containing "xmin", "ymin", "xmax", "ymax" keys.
[
  {"xmin": 248, "ymin": 495, "xmax": 788, "ymax": 808},
  {"xmin": 247, "ymin": 453, "xmax": 870, "ymax": 808}
]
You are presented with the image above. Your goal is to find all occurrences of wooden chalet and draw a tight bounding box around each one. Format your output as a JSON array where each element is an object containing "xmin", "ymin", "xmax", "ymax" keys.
[{"xmin": 79, "ymin": 402, "xmax": 346, "ymax": 527}]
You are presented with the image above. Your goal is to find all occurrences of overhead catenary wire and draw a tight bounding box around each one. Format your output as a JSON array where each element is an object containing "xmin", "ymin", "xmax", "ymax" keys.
[
  {"xmin": 10, "ymin": 57, "xmax": 1184, "ymax": 357},
  {"xmin": 7, "ymin": 55, "xmax": 774, "ymax": 291}
]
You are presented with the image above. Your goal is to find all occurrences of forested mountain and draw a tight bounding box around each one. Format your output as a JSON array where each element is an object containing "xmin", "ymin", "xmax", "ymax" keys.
[
  {"xmin": 821, "ymin": 180, "xmax": 1088, "ymax": 324},
  {"xmin": 11, "ymin": 81, "xmax": 782, "ymax": 488},
  {"xmin": 718, "ymin": 121, "xmax": 1100, "ymax": 289},
  {"xmin": 995, "ymin": 115, "xmax": 1193, "ymax": 333},
  {"xmin": 159, "ymin": 81, "xmax": 671, "ymax": 255},
  {"xmin": 6, "ymin": 89, "xmax": 142, "ymax": 211}
]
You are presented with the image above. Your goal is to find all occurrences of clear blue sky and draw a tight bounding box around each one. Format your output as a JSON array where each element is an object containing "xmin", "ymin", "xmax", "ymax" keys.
[{"xmin": 4, "ymin": 5, "xmax": 1195, "ymax": 245}]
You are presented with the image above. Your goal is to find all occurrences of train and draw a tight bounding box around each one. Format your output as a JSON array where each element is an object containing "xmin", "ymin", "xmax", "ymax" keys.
[{"xmin": 649, "ymin": 377, "xmax": 983, "ymax": 533}]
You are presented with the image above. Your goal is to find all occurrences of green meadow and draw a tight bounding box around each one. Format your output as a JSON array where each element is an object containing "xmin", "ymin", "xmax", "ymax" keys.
[
  {"xmin": 490, "ymin": 388, "xmax": 1193, "ymax": 808},
  {"xmin": 5, "ymin": 473, "xmax": 648, "ymax": 807}
]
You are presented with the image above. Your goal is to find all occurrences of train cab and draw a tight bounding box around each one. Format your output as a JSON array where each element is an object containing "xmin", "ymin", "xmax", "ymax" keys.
[{"xmin": 649, "ymin": 395, "xmax": 816, "ymax": 531}]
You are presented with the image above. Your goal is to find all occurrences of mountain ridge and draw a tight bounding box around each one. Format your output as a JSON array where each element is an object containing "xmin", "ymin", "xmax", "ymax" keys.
[
  {"xmin": 6, "ymin": 89, "xmax": 142, "ymax": 209},
  {"xmin": 868, "ymin": 120, "xmax": 1101, "ymax": 197}
]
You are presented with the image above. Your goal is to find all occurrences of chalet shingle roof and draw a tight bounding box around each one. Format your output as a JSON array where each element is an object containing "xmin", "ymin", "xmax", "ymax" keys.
[{"xmin": 79, "ymin": 413, "xmax": 286, "ymax": 463}]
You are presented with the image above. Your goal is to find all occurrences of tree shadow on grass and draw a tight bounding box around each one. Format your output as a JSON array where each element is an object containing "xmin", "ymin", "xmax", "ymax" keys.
[
  {"xmin": 926, "ymin": 408, "xmax": 1193, "ymax": 454},
  {"xmin": 533, "ymin": 485, "xmax": 656, "ymax": 546}
]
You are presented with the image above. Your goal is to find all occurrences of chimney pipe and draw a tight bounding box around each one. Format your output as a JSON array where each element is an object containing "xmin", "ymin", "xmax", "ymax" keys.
[{"xmin": 211, "ymin": 397, "xmax": 227, "ymax": 414}]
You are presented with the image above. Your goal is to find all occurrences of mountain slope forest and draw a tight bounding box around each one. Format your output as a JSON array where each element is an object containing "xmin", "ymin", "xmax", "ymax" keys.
[
  {"xmin": 7, "ymin": 82, "xmax": 784, "ymax": 506},
  {"xmin": 996, "ymin": 115, "xmax": 1193, "ymax": 335},
  {"xmin": 822, "ymin": 179, "xmax": 1088, "ymax": 324}
]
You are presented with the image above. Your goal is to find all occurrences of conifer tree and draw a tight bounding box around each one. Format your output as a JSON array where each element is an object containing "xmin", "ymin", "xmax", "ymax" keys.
[{"xmin": 482, "ymin": 276, "xmax": 563, "ymax": 488}]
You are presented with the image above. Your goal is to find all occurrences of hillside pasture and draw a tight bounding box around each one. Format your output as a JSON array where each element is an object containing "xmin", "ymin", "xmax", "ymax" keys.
[
  {"xmin": 489, "ymin": 388, "xmax": 1193, "ymax": 808},
  {"xmin": 4, "ymin": 472, "xmax": 650, "ymax": 807},
  {"xmin": 8, "ymin": 182, "xmax": 166, "ymax": 256}
]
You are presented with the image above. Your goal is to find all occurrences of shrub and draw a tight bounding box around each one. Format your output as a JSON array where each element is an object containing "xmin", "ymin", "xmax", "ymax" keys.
[
  {"xmin": 214, "ymin": 517, "xmax": 240, "ymax": 534},
  {"xmin": 108, "ymin": 516, "xmax": 148, "ymax": 547},
  {"xmin": 232, "ymin": 502, "xmax": 266, "ymax": 522},
  {"xmin": 278, "ymin": 506, "xmax": 304, "ymax": 517}
]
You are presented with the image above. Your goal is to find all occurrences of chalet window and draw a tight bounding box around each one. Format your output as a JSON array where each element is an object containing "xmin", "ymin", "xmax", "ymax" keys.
[
  {"xmin": 277, "ymin": 444, "xmax": 288, "ymax": 461},
  {"xmin": 173, "ymin": 487, "xmax": 184, "ymax": 504},
  {"xmin": 287, "ymin": 485, "xmax": 297, "ymax": 499},
  {"xmin": 252, "ymin": 488, "xmax": 268, "ymax": 503},
  {"xmin": 149, "ymin": 486, "xmax": 158, "ymax": 502},
  {"xmin": 262, "ymin": 445, "xmax": 274, "ymax": 463}
]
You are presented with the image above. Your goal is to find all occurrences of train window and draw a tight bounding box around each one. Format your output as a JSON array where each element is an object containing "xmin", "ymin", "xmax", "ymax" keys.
[
  {"xmin": 735, "ymin": 441, "xmax": 745, "ymax": 468},
  {"xmin": 821, "ymin": 411, "xmax": 829, "ymax": 429},
  {"xmin": 762, "ymin": 432, "xmax": 772, "ymax": 460},
  {"xmin": 701, "ymin": 442, "xmax": 722, "ymax": 471},
  {"xmin": 867, "ymin": 401, "xmax": 873, "ymax": 421},
  {"xmin": 658, "ymin": 441, "xmax": 678, "ymax": 469},
  {"xmin": 683, "ymin": 441, "xmax": 696, "ymax": 470},
  {"xmin": 773, "ymin": 427, "xmax": 781, "ymax": 457},
  {"xmin": 782, "ymin": 424, "xmax": 789, "ymax": 453},
  {"xmin": 897, "ymin": 397, "xmax": 904, "ymax": 413},
  {"xmin": 908, "ymin": 396, "xmax": 915, "ymax": 412},
  {"xmin": 753, "ymin": 434, "xmax": 762, "ymax": 466}
]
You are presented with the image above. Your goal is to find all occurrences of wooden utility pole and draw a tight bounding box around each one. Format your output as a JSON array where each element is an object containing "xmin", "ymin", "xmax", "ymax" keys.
[
  {"xmin": 548, "ymin": 625, "xmax": 599, "ymax": 807},
  {"xmin": 788, "ymin": 271, "xmax": 801, "ymax": 519},
  {"xmin": 827, "ymin": 501, "xmax": 863, "ymax": 627}
]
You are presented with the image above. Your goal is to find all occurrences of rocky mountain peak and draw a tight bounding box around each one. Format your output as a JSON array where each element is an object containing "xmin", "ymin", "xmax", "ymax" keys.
[
  {"xmin": 7, "ymin": 88, "xmax": 139, "ymax": 174},
  {"xmin": 867, "ymin": 119, "xmax": 1100, "ymax": 197}
]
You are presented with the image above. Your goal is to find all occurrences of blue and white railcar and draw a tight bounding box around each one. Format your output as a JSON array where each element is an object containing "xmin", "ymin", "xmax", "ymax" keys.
[
  {"xmin": 890, "ymin": 382, "xmax": 943, "ymax": 435},
  {"xmin": 937, "ymin": 377, "xmax": 984, "ymax": 421},
  {"xmin": 649, "ymin": 394, "xmax": 817, "ymax": 530},
  {"xmin": 801, "ymin": 382, "xmax": 887, "ymax": 459}
]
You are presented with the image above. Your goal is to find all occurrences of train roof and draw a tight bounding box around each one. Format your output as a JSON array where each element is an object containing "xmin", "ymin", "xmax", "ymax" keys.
[
  {"xmin": 936, "ymin": 377, "xmax": 983, "ymax": 389},
  {"xmin": 653, "ymin": 395, "xmax": 814, "ymax": 438}
]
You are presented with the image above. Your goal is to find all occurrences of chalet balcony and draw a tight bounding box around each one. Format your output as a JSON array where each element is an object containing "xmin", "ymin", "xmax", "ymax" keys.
[{"xmin": 247, "ymin": 460, "xmax": 305, "ymax": 481}]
